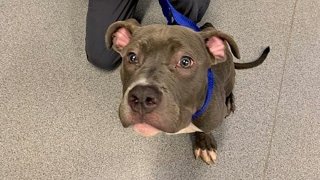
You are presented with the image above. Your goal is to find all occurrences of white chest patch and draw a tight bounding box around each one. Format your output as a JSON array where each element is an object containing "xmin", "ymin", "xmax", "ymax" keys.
[{"xmin": 166, "ymin": 123, "xmax": 203, "ymax": 135}]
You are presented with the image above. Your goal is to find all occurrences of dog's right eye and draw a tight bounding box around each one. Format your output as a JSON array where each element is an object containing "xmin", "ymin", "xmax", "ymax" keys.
[
  {"xmin": 127, "ymin": 52, "xmax": 138, "ymax": 64},
  {"xmin": 178, "ymin": 56, "xmax": 194, "ymax": 69}
]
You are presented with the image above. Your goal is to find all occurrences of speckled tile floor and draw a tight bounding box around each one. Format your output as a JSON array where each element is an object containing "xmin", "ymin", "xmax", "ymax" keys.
[{"xmin": 1, "ymin": 0, "xmax": 319, "ymax": 179}]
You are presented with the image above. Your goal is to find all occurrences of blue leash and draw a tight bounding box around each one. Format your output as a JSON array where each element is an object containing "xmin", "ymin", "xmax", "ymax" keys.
[
  {"xmin": 158, "ymin": 0, "xmax": 201, "ymax": 32},
  {"xmin": 158, "ymin": 0, "xmax": 215, "ymax": 121}
]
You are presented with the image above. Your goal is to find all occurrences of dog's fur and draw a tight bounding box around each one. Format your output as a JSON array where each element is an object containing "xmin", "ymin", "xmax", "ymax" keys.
[{"xmin": 106, "ymin": 19, "xmax": 269, "ymax": 164}]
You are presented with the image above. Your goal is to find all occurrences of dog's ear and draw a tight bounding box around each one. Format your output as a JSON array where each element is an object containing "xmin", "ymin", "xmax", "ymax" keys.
[
  {"xmin": 105, "ymin": 18, "xmax": 140, "ymax": 53},
  {"xmin": 199, "ymin": 26, "xmax": 241, "ymax": 64}
]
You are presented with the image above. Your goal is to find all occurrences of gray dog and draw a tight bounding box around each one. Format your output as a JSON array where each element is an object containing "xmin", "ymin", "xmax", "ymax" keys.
[{"xmin": 106, "ymin": 19, "xmax": 269, "ymax": 164}]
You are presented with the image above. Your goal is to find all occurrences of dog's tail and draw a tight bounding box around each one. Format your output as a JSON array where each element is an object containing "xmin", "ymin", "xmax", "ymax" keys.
[{"xmin": 234, "ymin": 47, "xmax": 270, "ymax": 69}]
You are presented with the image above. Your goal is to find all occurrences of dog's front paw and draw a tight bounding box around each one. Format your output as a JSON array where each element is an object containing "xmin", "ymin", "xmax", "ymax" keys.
[{"xmin": 193, "ymin": 132, "xmax": 217, "ymax": 165}]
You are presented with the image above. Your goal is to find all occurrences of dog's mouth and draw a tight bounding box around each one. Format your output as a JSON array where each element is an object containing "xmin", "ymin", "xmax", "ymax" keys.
[
  {"xmin": 120, "ymin": 111, "xmax": 172, "ymax": 136},
  {"xmin": 125, "ymin": 112, "xmax": 163, "ymax": 136},
  {"xmin": 132, "ymin": 123, "xmax": 161, "ymax": 137},
  {"xmin": 120, "ymin": 107, "xmax": 193, "ymax": 136}
]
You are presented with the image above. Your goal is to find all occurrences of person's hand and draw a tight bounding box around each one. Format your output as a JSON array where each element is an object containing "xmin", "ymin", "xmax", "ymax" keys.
[{"xmin": 206, "ymin": 36, "xmax": 226, "ymax": 61}]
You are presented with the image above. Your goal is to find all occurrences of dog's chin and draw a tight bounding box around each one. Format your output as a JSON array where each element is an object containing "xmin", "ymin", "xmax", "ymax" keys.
[{"xmin": 132, "ymin": 123, "xmax": 161, "ymax": 137}]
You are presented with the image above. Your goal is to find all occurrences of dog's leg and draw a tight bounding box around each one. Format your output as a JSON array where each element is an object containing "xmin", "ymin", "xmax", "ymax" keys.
[
  {"xmin": 193, "ymin": 132, "xmax": 217, "ymax": 165},
  {"xmin": 225, "ymin": 92, "xmax": 235, "ymax": 117}
]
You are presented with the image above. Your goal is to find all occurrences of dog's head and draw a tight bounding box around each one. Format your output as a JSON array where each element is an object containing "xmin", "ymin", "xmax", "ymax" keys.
[{"xmin": 106, "ymin": 19, "xmax": 239, "ymax": 136}]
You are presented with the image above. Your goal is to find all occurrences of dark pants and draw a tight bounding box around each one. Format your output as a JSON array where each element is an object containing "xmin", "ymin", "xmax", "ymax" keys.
[{"xmin": 85, "ymin": 0, "xmax": 210, "ymax": 70}]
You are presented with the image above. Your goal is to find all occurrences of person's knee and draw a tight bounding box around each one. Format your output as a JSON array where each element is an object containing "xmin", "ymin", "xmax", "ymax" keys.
[
  {"xmin": 85, "ymin": 0, "xmax": 137, "ymax": 70},
  {"xmin": 86, "ymin": 47, "xmax": 122, "ymax": 71}
]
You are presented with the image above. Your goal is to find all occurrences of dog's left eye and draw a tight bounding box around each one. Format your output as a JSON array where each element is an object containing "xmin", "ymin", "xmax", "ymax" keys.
[
  {"xmin": 178, "ymin": 56, "xmax": 194, "ymax": 69},
  {"xmin": 127, "ymin": 52, "xmax": 138, "ymax": 64}
]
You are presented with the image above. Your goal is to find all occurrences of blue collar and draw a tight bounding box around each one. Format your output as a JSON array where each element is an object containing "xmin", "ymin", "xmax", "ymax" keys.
[
  {"xmin": 158, "ymin": 0, "xmax": 201, "ymax": 32},
  {"xmin": 192, "ymin": 69, "xmax": 215, "ymax": 120}
]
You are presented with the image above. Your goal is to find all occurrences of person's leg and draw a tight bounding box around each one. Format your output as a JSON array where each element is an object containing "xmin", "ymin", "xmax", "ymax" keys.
[
  {"xmin": 85, "ymin": 0, "xmax": 139, "ymax": 70},
  {"xmin": 171, "ymin": 0, "xmax": 211, "ymax": 23}
]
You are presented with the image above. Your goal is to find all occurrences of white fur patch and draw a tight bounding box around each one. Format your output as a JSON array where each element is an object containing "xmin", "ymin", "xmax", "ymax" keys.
[
  {"xmin": 166, "ymin": 123, "xmax": 203, "ymax": 135},
  {"xmin": 125, "ymin": 78, "xmax": 149, "ymax": 95},
  {"xmin": 120, "ymin": 78, "xmax": 150, "ymax": 116},
  {"xmin": 123, "ymin": 78, "xmax": 149, "ymax": 104}
]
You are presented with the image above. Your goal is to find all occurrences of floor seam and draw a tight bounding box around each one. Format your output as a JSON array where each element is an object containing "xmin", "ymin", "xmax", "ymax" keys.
[{"xmin": 261, "ymin": 0, "xmax": 299, "ymax": 179}]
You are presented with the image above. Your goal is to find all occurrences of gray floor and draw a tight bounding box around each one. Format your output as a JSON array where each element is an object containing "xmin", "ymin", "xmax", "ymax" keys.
[{"xmin": 1, "ymin": 0, "xmax": 319, "ymax": 179}]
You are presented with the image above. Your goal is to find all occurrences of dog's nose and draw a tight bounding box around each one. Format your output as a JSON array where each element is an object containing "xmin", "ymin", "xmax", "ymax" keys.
[{"xmin": 128, "ymin": 85, "xmax": 162, "ymax": 114}]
